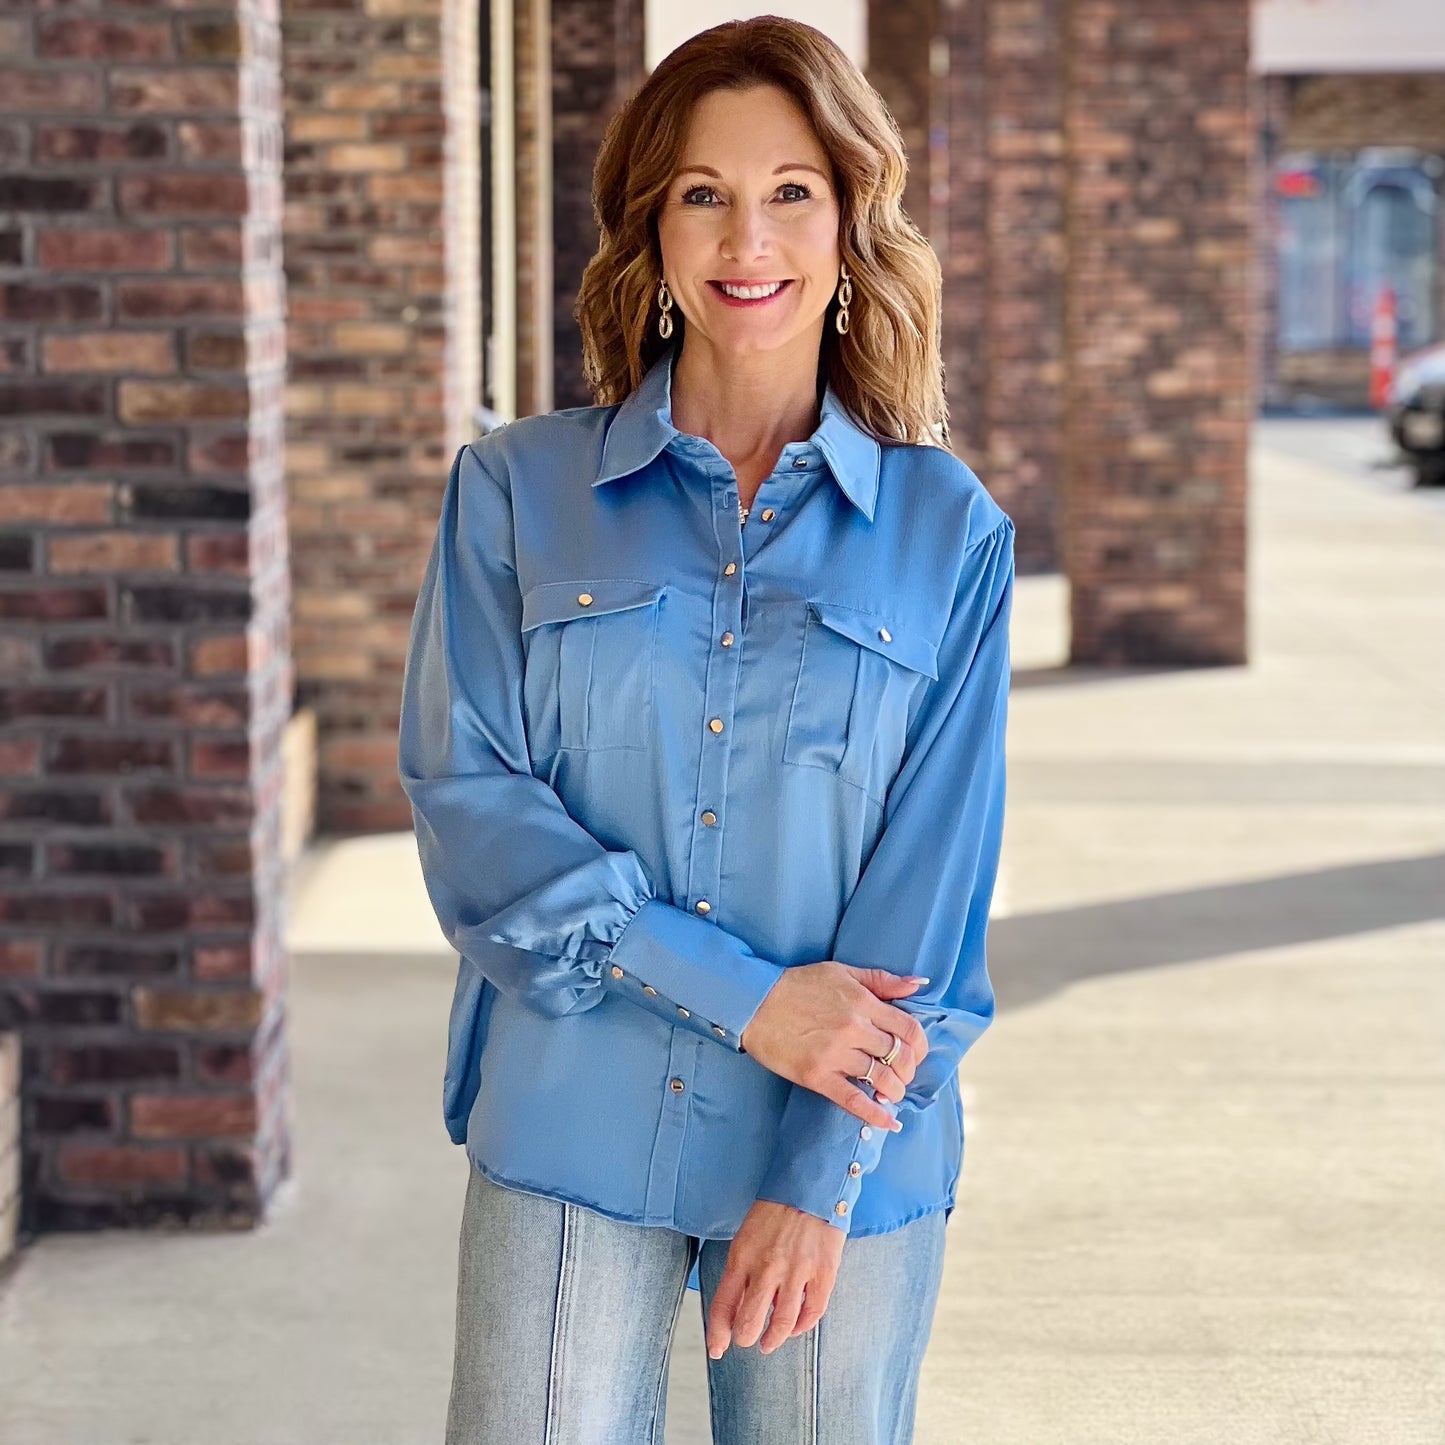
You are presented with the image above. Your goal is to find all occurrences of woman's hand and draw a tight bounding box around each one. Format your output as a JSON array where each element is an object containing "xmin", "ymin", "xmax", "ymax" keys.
[
  {"xmin": 706, "ymin": 1199, "xmax": 845, "ymax": 1357},
  {"xmin": 738, "ymin": 962, "xmax": 930, "ymax": 1132}
]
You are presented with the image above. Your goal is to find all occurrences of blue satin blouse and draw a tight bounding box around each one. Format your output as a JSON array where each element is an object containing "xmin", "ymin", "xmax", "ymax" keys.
[{"xmin": 398, "ymin": 343, "xmax": 1014, "ymax": 1293}]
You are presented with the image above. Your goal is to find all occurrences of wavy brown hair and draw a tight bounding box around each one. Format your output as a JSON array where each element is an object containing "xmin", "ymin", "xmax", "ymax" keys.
[{"xmin": 575, "ymin": 16, "xmax": 948, "ymax": 448}]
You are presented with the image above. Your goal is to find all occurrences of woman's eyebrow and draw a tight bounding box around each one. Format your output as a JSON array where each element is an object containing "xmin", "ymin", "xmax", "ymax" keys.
[{"xmin": 674, "ymin": 163, "xmax": 829, "ymax": 180}]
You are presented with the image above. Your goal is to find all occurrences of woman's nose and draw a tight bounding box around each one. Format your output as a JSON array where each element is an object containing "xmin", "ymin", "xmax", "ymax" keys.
[{"xmin": 723, "ymin": 202, "xmax": 770, "ymax": 256}]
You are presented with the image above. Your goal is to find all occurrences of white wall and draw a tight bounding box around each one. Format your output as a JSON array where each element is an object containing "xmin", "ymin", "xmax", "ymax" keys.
[
  {"xmin": 1253, "ymin": 0, "xmax": 1445, "ymax": 73},
  {"xmin": 645, "ymin": 0, "xmax": 866, "ymax": 74}
]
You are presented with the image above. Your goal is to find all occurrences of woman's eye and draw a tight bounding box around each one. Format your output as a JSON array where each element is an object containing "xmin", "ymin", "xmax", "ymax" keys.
[{"xmin": 678, "ymin": 183, "xmax": 814, "ymax": 206}]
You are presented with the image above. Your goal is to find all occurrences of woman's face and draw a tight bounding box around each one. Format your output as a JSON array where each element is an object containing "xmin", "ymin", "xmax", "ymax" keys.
[{"xmin": 655, "ymin": 83, "xmax": 843, "ymax": 363}]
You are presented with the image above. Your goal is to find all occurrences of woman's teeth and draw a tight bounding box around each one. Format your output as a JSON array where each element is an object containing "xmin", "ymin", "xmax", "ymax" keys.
[{"xmin": 718, "ymin": 281, "xmax": 786, "ymax": 299}]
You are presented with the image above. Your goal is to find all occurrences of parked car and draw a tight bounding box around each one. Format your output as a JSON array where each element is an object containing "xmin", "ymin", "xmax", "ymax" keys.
[{"xmin": 1386, "ymin": 341, "xmax": 1445, "ymax": 486}]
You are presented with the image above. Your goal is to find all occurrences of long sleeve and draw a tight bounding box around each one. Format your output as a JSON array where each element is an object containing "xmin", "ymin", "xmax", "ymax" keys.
[
  {"xmin": 398, "ymin": 440, "xmax": 788, "ymax": 1143},
  {"xmin": 752, "ymin": 514, "xmax": 1015, "ymax": 1233}
]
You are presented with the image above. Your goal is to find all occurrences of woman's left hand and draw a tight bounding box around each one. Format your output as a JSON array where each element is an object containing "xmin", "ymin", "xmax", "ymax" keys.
[{"xmin": 705, "ymin": 1199, "xmax": 846, "ymax": 1358}]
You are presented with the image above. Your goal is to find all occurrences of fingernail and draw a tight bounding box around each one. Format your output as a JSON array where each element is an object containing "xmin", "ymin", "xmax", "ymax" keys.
[
  {"xmin": 909, "ymin": 976, "xmax": 930, "ymax": 985},
  {"xmin": 891, "ymin": 1120, "xmax": 902, "ymax": 1132}
]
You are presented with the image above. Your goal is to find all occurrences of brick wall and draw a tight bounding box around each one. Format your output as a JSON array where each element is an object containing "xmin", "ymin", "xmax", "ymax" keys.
[
  {"xmin": 870, "ymin": 0, "xmax": 1065, "ymax": 576},
  {"xmin": 280, "ymin": 0, "xmax": 479, "ymax": 831},
  {"xmin": 0, "ymin": 0, "xmax": 293, "ymax": 1227},
  {"xmin": 1063, "ymin": 1, "xmax": 1251, "ymax": 664},
  {"xmin": 548, "ymin": 0, "xmax": 645, "ymax": 410},
  {"xmin": 871, "ymin": 0, "xmax": 1250, "ymax": 659}
]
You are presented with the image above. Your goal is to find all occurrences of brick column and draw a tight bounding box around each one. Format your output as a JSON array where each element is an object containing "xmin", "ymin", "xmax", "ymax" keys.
[
  {"xmin": 1062, "ymin": 1, "xmax": 1252, "ymax": 664},
  {"xmin": 0, "ymin": 0, "xmax": 292, "ymax": 1227},
  {"xmin": 548, "ymin": 0, "xmax": 644, "ymax": 409},
  {"xmin": 869, "ymin": 0, "xmax": 1063, "ymax": 573},
  {"xmin": 980, "ymin": 0, "xmax": 1064, "ymax": 573},
  {"xmin": 281, "ymin": 0, "xmax": 480, "ymax": 830}
]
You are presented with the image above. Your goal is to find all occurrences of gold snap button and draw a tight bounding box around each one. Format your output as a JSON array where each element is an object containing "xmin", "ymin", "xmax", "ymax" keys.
[
  {"xmin": 610, "ymin": 964, "xmax": 623, "ymax": 979},
  {"xmin": 712, "ymin": 1024, "xmax": 726, "ymax": 1037},
  {"xmin": 694, "ymin": 899, "xmax": 710, "ymax": 914},
  {"xmin": 709, "ymin": 718, "xmax": 724, "ymax": 734},
  {"xmin": 878, "ymin": 625, "xmax": 891, "ymax": 642},
  {"xmin": 793, "ymin": 457, "xmax": 807, "ymax": 468},
  {"xmin": 677, "ymin": 1005, "xmax": 690, "ymax": 1018},
  {"xmin": 642, "ymin": 984, "xmax": 657, "ymax": 996},
  {"xmin": 700, "ymin": 810, "xmax": 717, "ymax": 826},
  {"xmin": 724, "ymin": 562, "xmax": 737, "ymax": 575},
  {"xmin": 848, "ymin": 1161, "xmax": 861, "ymax": 1177},
  {"xmin": 670, "ymin": 1078, "xmax": 685, "ymax": 1093},
  {"xmin": 834, "ymin": 1201, "xmax": 848, "ymax": 1215},
  {"xmin": 578, "ymin": 593, "xmax": 593, "ymax": 606},
  {"xmin": 720, "ymin": 632, "xmax": 733, "ymax": 646},
  {"xmin": 760, "ymin": 508, "xmax": 775, "ymax": 522},
  {"xmin": 860, "ymin": 1125, "xmax": 872, "ymax": 1141}
]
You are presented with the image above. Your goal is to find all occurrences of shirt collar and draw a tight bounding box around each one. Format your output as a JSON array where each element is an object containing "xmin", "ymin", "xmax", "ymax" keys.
[{"xmin": 594, "ymin": 344, "xmax": 881, "ymax": 522}]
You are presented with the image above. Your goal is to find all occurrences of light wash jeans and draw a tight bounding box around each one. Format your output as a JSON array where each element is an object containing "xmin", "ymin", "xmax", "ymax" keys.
[{"xmin": 445, "ymin": 1157, "xmax": 949, "ymax": 1444}]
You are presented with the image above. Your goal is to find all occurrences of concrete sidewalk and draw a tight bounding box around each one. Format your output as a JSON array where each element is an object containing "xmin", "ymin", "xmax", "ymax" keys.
[{"xmin": 1, "ymin": 422, "xmax": 1441, "ymax": 1443}]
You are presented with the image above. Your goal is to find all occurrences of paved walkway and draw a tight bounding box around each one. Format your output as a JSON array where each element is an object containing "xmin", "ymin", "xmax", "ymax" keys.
[{"xmin": 1, "ymin": 421, "xmax": 1441, "ymax": 1443}]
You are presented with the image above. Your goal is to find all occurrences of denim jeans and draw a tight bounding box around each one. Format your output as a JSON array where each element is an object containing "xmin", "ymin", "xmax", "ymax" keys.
[{"xmin": 445, "ymin": 1157, "xmax": 949, "ymax": 1444}]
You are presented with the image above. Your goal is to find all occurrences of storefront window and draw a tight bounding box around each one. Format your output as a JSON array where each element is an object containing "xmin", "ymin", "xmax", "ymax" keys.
[{"xmin": 1276, "ymin": 147, "xmax": 1441, "ymax": 353}]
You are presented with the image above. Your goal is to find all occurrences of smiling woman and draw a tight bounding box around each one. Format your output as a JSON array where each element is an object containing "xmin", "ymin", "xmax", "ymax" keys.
[{"xmin": 405, "ymin": 15, "xmax": 1014, "ymax": 1445}]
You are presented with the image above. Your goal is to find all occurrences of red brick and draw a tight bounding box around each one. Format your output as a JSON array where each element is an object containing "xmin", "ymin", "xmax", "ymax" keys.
[
  {"xmin": 47, "ymin": 531, "xmax": 179, "ymax": 573},
  {"xmin": 0, "ymin": 70, "xmax": 100, "ymax": 112},
  {"xmin": 37, "ymin": 229, "xmax": 173, "ymax": 272},
  {"xmin": 190, "ymin": 837, "xmax": 254, "ymax": 881},
  {"xmin": 189, "ymin": 738, "xmax": 249, "ymax": 778},
  {"xmin": 35, "ymin": 121, "xmax": 169, "ymax": 165},
  {"xmin": 0, "ymin": 939, "xmax": 42, "ymax": 977},
  {"xmin": 0, "ymin": 737, "xmax": 41, "ymax": 775},
  {"xmin": 129, "ymin": 685, "xmax": 249, "ymax": 727},
  {"xmin": 117, "ymin": 380, "xmax": 249, "ymax": 423},
  {"xmin": 176, "ymin": 18, "xmax": 242, "ymax": 61},
  {"xmin": 130, "ymin": 1092, "xmax": 257, "ymax": 1140},
  {"xmin": 36, "ymin": 18, "xmax": 173, "ymax": 61},
  {"xmin": 188, "ymin": 634, "xmax": 249, "ymax": 676},
  {"xmin": 133, "ymin": 986, "xmax": 263, "ymax": 1032},
  {"xmin": 109, "ymin": 69, "xmax": 238, "ymax": 114},
  {"xmin": 184, "ymin": 532, "xmax": 249, "ymax": 574},
  {"xmin": 116, "ymin": 279, "xmax": 245, "ymax": 321},
  {"xmin": 42, "ymin": 331, "xmax": 176, "ymax": 373},
  {"xmin": 193, "ymin": 942, "xmax": 253, "ymax": 980},
  {"xmin": 178, "ymin": 226, "xmax": 246, "ymax": 272},
  {"xmin": 118, "ymin": 173, "xmax": 248, "ymax": 219},
  {"xmin": 126, "ymin": 786, "xmax": 252, "ymax": 826},
  {"xmin": 48, "ymin": 734, "xmax": 176, "ymax": 773},
  {"xmin": 0, "ymin": 280, "xmax": 104, "ymax": 323},
  {"xmin": 45, "ymin": 634, "xmax": 177, "ymax": 671},
  {"xmin": 176, "ymin": 122, "xmax": 243, "ymax": 165},
  {"xmin": 58, "ymin": 1145, "xmax": 188, "ymax": 1187},
  {"xmin": 0, "ymin": 484, "xmax": 113, "ymax": 525}
]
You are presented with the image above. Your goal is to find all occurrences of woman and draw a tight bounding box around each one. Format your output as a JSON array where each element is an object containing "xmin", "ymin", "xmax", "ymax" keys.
[{"xmin": 398, "ymin": 16, "xmax": 1015, "ymax": 1443}]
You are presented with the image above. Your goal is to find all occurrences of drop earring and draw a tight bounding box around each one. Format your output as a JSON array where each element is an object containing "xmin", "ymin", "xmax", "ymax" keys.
[
  {"xmin": 835, "ymin": 261, "xmax": 852, "ymax": 335},
  {"xmin": 657, "ymin": 278, "xmax": 674, "ymax": 339}
]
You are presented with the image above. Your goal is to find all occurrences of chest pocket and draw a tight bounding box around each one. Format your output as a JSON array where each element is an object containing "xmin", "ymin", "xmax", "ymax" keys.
[
  {"xmin": 520, "ymin": 579, "xmax": 666, "ymax": 754},
  {"xmin": 783, "ymin": 598, "xmax": 939, "ymax": 804}
]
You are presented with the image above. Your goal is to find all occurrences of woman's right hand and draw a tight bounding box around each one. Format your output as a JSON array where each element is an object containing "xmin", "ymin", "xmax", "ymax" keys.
[{"xmin": 738, "ymin": 962, "xmax": 931, "ymax": 1133}]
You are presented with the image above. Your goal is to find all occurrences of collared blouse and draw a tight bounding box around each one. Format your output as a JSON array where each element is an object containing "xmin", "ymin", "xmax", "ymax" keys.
[{"xmin": 398, "ymin": 343, "xmax": 1014, "ymax": 1294}]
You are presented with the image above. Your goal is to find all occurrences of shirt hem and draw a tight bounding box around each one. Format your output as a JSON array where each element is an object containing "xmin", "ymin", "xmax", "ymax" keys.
[{"xmin": 464, "ymin": 1145, "xmax": 954, "ymax": 1244}]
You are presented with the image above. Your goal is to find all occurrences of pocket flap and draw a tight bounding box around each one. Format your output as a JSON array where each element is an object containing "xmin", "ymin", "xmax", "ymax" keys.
[
  {"xmin": 807, "ymin": 599, "xmax": 939, "ymax": 680},
  {"xmin": 521, "ymin": 578, "xmax": 665, "ymax": 632}
]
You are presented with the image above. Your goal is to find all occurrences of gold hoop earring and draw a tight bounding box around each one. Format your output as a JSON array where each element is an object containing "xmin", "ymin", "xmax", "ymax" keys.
[
  {"xmin": 835, "ymin": 262, "xmax": 853, "ymax": 336},
  {"xmin": 657, "ymin": 278, "xmax": 674, "ymax": 339}
]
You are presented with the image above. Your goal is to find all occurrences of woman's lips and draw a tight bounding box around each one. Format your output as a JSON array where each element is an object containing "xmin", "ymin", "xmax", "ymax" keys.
[{"xmin": 708, "ymin": 279, "xmax": 794, "ymax": 308}]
